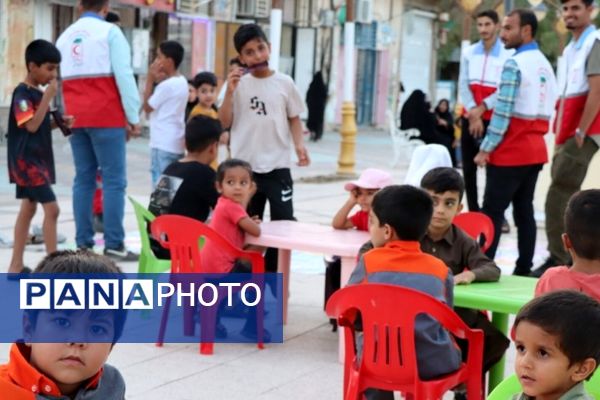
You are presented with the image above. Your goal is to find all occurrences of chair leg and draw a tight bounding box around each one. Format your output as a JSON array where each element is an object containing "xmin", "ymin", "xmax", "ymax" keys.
[
  {"xmin": 199, "ymin": 301, "xmax": 217, "ymax": 355},
  {"xmin": 183, "ymin": 296, "xmax": 195, "ymax": 337},
  {"xmin": 156, "ymin": 293, "xmax": 172, "ymax": 347}
]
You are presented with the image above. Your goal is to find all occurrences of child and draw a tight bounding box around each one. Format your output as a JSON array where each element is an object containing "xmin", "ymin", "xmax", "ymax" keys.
[
  {"xmin": 0, "ymin": 250, "xmax": 127, "ymax": 399},
  {"xmin": 348, "ymin": 185, "xmax": 462, "ymax": 392},
  {"xmin": 535, "ymin": 189, "xmax": 600, "ymax": 301},
  {"xmin": 219, "ymin": 23, "xmax": 310, "ymax": 274},
  {"xmin": 420, "ymin": 167, "xmax": 509, "ymax": 393},
  {"xmin": 189, "ymin": 71, "xmax": 219, "ymax": 120},
  {"xmin": 7, "ymin": 39, "xmax": 73, "ymax": 275},
  {"xmin": 143, "ymin": 40, "xmax": 189, "ymax": 186},
  {"xmin": 512, "ymin": 290, "xmax": 600, "ymax": 400},
  {"xmin": 332, "ymin": 168, "xmax": 393, "ymax": 231},
  {"xmin": 201, "ymin": 159, "xmax": 264, "ymax": 339},
  {"xmin": 148, "ymin": 115, "xmax": 221, "ymax": 259},
  {"xmin": 217, "ymin": 57, "xmax": 244, "ymax": 108}
]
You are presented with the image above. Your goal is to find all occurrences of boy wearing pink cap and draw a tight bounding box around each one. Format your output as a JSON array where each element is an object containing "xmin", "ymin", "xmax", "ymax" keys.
[{"xmin": 332, "ymin": 168, "xmax": 393, "ymax": 231}]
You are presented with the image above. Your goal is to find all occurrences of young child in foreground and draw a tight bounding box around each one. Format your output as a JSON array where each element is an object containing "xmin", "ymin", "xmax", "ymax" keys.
[
  {"xmin": 512, "ymin": 290, "xmax": 600, "ymax": 400},
  {"xmin": 535, "ymin": 189, "xmax": 600, "ymax": 301},
  {"xmin": 0, "ymin": 250, "xmax": 126, "ymax": 399},
  {"xmin": 348, "ymin": 185, "xmax": 461, "ymax": 399}
]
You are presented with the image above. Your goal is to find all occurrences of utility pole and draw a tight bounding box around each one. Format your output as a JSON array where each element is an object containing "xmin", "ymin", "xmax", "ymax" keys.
[
  {"xmin": 270, "ymin": 0, "xmax": 283, "ymax": 71},
  {"xmin": 337, "ymin": 0, "xmax": 356, "ymax": 175},
  {"xmin": 504, "ymin": 0, "xmax": 514, "ymax": 13}
]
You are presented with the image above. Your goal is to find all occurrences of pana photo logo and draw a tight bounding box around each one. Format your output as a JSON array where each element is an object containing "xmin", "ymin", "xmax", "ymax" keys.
[{"xmin": 20, "ymin": 279, "xmax": 262, "ymax": 310}]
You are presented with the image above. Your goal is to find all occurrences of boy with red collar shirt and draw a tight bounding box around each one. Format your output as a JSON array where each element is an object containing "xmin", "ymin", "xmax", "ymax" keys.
[{"xmin": 0, "ymin": 251, "xmax": 126, "ymax": 399}]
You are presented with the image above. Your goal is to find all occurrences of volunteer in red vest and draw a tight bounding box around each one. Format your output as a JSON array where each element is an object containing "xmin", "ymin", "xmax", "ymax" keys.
[
  {"xmin": 459, "ymin": 9, "xmax": 513, "ymax": 215},
  {"xmin": 56, "ymin": 0, "xmax": 141, "ymax": 261},
  {"xmin": 532, "ymin": 0, "xmax": 600, "ymax": 277},
  {"xmin": 474, "ymin": 9, "xmax": 558, "ymax": 276}
]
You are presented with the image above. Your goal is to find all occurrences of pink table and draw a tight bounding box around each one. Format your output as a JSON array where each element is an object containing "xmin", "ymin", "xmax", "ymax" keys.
[{"xmin": 245, "ymin": 220, "xmax": 370, "ymax": 324}]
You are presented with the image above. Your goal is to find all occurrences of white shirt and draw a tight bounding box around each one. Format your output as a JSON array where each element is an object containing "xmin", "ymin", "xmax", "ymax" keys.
[
  {"xmin": 230, "ymin": 72, "xmax": 305, "ymax": 173},
  {"xmin": 148, "ymin": 75, "xmax": 188, "ymax": 154}
]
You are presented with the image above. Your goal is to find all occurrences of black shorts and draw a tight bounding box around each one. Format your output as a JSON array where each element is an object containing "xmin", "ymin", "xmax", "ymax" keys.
[{"xmin": 16, "ymin": 184, "xmax": 56, "ymax": 204}]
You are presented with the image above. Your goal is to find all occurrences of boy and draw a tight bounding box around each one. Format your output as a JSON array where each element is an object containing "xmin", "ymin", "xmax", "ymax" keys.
[
  {"xmin": 535, "ymin": 189, "xmax": 600, "ymax": 301},
  {"xmin": 143, "ymin": 40, "xmax": 189, "ymax": 187},
  {"xmin": 148, "ymin": 115, "xmax": 221, "ymax": 259},
  {"xmin": 512, "ymin": 290, "xmax": 600, "ymax": 400},
  {"xmin": 189, "ymin": 71, "xmax": 219, "ymax": 120},
  {"xmin": 349, "ymin": 185, "xmax": 462, "ymax": 391},
  {"xmin": 7, "ymin": 39, "xmax": 73, "ymax": 275},
  {"xmin": 218, "ymin": 23, "xmax": 310, "ymax": 273},
  {"xmin": 420, "ymin": 167, "xmax": 509, "ymax": 395},
  {"xmin": 0, "ymin": 250, "xmax": 127, "ymax": 399}
]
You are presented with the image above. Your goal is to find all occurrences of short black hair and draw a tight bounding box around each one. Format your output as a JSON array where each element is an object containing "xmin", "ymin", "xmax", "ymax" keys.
[
  {"xmin": 420, "ymin": 167, "xmax": 465, "ymax": 201},
  {"xmin": 185, "ymin": 115, "xmax": 222, "ymax": 153},
  {"xmin": 560, "ymin": 0, "xmax": 593, "ymax": 6},
  {"xmin": 159, "ymin": 40, "xmax": 184, "ymax": 69},
  {"xmin": 80, "ymin": 0, "xmax": 109, "ymax": 11},
  {"xmin": 25, "ymin": 39, "xmax": 61, "ymax": 70},
  {"xmin": 515, "ymin": 290, "xmax": 600, "ymax": 368},
  {"xmin": 216, "ymin": 159, "xmax": 253, "ymax": 184},
  {"xmin": 193, "ymin": 71, "xmax": 217, "ymax": 88},
  {"xmin": 565, "ymin": 189, "xmax": 600, "ymax": 260},
  {"xmin": 229, "ymin": 57, "xmax": 243, "ymax": 67},
  {"xmin": 509, "ymin": 9, "xmax": 538, "ymax": 37},
  {"xmin": 30, "ymin": 250, "xmax": 126, "ymax": 343},
  {"xmin": 476, "ymin": 10, "xmax": 499, "ymax": 24},
  {"xmin": 371, "ymin": 185, "xmax": 433, "ymax": 241},
  {"xmin": 233, "ymin": 23, "xmax": 269, "ymax": 53},
  {"xmin": 105, "ymin": 11, "xmax": 121, "ymax": 23}
]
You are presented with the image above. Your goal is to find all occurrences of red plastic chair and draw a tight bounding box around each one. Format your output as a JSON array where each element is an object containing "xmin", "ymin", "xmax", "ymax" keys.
[
  {"xmin": 326, "ymin": 284, "xmax": 484, "ymax": 400},
  {"xmin": 453, "ymin": 211, "xmax": 495, "ymax": 253},
  {"xmin": 151, "ymin": 214, "xmax": 265, "ymax": 355}
]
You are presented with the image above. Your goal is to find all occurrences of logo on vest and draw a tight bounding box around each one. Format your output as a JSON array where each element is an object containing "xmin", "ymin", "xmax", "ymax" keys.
[{"xmin": 71, "ymin": 37, "xmax": 84, "ymax": 66}]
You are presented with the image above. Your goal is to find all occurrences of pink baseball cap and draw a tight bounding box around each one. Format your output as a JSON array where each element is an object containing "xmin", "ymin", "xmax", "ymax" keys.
[{"xmin": 344, "ymin": 168, "xmax": 393, "ymax": 191}]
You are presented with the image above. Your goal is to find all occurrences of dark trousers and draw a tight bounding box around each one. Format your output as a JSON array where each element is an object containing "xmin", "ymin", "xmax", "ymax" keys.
[
  {"xmin": 482, "ymin": 164, "xmax": 543, "ymax": 274},
  {"xmin": 461, "ymin": 117, "xmax": 490, "ymax": 211},
  {"xmin": 248, "ymin": 168, "xmax": 295, "ymax": 273}
]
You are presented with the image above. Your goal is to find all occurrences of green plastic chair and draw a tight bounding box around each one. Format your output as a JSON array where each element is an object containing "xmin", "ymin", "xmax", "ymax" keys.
[
  {"xmin": 488, "ymin": 373, "xmax": 600, "ymax": 399},
  {"xmin": 128, "ymin": 196, "xmax": 171, "ymax": 274}
]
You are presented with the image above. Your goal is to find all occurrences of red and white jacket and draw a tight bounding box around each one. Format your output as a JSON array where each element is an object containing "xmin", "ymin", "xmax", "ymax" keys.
[
  {"xmin": 489, "ymin": 48, "xmax": 558, "ymax": 166},
  {"xmin": 56, "ymin": 16, "xmax": 127, "ymax": 128},
  {"xmin": 461, "ymin": 39, "xmax": 513, "ymax": 120},
  {"xmin": 554, "ymin": 25, "xmax": 600, "ymax": 145}
]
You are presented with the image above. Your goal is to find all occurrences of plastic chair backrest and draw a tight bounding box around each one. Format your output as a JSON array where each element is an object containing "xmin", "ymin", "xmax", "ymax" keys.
[
  {"xmin": 326, "ymin": 283, "xmax": 484, "ymax": 399},
  {"xmin": 488, "ymin": 373, "xmax": 600, "ymax": 399},
  {"xmin": 404, "ymin": 144, "xmax": 452, "ymax": 186},
  {"xmin": 128, "ymin": 196, "xmax": 171, "ymax": 274},
  {"xmin": 453, "ymin": 211, "xmax": 495, "ymax": 253},
  {"xmin": 151, "ymin": 214, "xmax": 264, "ymax": 274}
]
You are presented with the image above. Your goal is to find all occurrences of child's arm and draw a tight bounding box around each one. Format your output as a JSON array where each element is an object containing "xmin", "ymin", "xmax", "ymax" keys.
[
  {"xmin": 289, "ymin": 116, "xmax": 310, "ymax": 166},
  {"xmin": 23, "ymin": 79, "xmax": 57, "ymax": 133},
  {"xmin": 238, "ymin": 216, "xmax": 261, "ymax": 237},
  {"xmin": 332, "ymin": 193, "xmax": 359, "ymax": 229},
  {"xmin": 218, "ymin": 67, "xmax": 242, "ymax": 128},
  {"xmin": 142, "ymin": 59, "xmax": 162, "ymax": 114},
  {"xmin": 455, "ymin": 234, "xmax": 501, "ymax": 284}
]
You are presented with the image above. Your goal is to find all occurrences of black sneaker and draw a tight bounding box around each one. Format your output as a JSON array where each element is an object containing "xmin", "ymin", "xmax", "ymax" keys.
[
  {"xmin": 512, "ymin": 266, "xmax": 531, "ymax": 276},
  {"xmin": 529, "ymin": 256, "xmax": 559, "ymax": 278},
  {"xmin": 104, "ymin": 246, "xmax": 139, "ymax": 262},
  {"xmin": 501, "ymin": 218, "xmax": 511, "ymax": 234}
]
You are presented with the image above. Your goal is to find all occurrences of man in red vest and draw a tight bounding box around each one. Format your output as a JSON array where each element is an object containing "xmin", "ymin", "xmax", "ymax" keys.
[{"xmin": 475, "ymin": 9, "xmax": 558, "ymax": 276}]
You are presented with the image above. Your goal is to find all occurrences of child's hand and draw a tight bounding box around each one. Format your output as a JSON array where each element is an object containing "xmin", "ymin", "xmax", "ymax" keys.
[
  {"xmin": 63, "ymin": 115, "xmax": 75, "ymax": 129},
  {"xmin": 44, "ymin": 79, "xmax": 58, "ymax": 99},
  {"xmin": 295, "ymin": 145, "xmax": 310, "ymax": 166},
  {"xmin": 453, "ymin": 270, "xmax": 476, "ymax": 285},
  {"xmin": 226, "ymin": 67, "xmax": 243, "ymax": 93},
  {"xmin": 348, "ymin": 189, "xmax": 360, "ymax": 205},
  {"xmin": 251, "ymin": 215, "xmax": 262, "ymax": 224},
  {"xmin": 149, "ymin": 59, "xmax": 164, "ymax": 82}
]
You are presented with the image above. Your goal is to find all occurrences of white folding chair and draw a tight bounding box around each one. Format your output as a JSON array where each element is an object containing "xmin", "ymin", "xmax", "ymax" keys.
[{"xmin": 387, "ymin": 109, "xmax": 425, "ymax": 167}]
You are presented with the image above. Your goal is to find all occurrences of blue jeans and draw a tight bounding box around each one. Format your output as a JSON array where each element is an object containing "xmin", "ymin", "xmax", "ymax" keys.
[
  {"xmin": 151, "ymin": 148, "xmax": 183, "ymax": 187},
  {"xmin": 70, "ymin": 128, "xmax": 127, "ymax": 249}
]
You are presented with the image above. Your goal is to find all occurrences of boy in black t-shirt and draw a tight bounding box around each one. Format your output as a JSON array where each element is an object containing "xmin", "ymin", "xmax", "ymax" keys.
[
  {"xmin": 7, "ymin": 40, "xmax": 73, "ymax": 275},
  {"xmin": 148, "ymin": 115, "xmax": 221, "ymax": 258}
]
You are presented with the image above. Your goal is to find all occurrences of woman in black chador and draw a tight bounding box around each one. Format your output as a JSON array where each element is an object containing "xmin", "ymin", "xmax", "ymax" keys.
[{"xmin": 305, "ymin": 71, "xmax": 328, "ymax": 141}]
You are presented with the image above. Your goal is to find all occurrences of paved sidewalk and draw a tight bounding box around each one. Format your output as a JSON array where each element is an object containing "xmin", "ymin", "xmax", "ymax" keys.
[{"xmin": 0, "ymin": 128, "xmax": 545, "ymax": 399}]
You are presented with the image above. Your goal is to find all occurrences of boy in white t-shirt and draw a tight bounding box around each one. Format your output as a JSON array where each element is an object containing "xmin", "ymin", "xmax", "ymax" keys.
[
  {"xmin": 218, "ymin": 23, "xmax": 310, "ymax": 273},
  {"xmin": 143, "ymin": 40, "xmax": 189, "ymax": 186}
]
